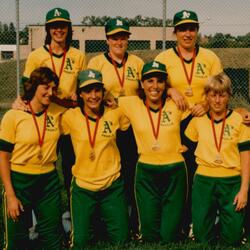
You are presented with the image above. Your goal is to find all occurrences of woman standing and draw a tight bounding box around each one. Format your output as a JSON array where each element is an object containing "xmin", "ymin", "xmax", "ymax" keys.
[
  {"xmin": 22, "ymin": 7, "xmax": 86, "ymax": 205},
  {"xmin": 119, "ymin": 61, "xmax": 187, "ymax": 242},
  {"xmin": 185, "ymin": 73, "xmax": 250, "ymax": 245},
  {"xmin": 0, "ymin": 67, "xmax": 62, "ymax": 249},
  {"xmin": 87, "ymin": 17, "xmax": 144, "ymax": 237},
  {"xmin": 155, "ymin": 10, "xmax": 223, "ymax": 235},
  {"xmin": 61, "ymin": 69, "xmax": 130, "ymax": 249}
]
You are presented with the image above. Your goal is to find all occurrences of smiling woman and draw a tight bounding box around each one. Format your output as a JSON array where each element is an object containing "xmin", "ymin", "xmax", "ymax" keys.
[{"xmin": 0, "ymin": 67, "xmax": 63, "ymax": 250}]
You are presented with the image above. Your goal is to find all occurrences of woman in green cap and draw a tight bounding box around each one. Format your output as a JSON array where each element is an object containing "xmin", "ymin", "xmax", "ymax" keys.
[
  {"xmin": 61, "ymin": 69, "xmax": 130, "ymax": 249},
  {"xmin": 119, "ymin": 61, "xmax": 187, "ymax": 243}
]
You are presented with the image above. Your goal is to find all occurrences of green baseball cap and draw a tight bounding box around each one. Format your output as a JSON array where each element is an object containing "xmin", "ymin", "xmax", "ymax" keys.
[
  {"xmin": 142, "ymin": 61, "xmax": 167, "ymax": 77},
  {"xmin": 173, "ymin": 10, "xmax": 199, "ymax": 27},
  {"xmin": 105, "ymin": 18, "xmax": 131, "ymax": 36},
  {"xmin": 78, "ymin": 69, "xmax": 103, "ymax": 89},
  {"xmin": 46, "ymin": 8, "xmax": 71, "ymax": 24}
]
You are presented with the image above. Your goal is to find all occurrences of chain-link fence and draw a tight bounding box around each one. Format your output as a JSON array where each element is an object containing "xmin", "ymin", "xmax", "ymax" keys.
[{"xmin": 0, "ymin": 0, "xmax": 250, "ymax": 117}]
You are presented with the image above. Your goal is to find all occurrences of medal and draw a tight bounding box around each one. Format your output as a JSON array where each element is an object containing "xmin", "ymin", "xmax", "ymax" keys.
[
  {"xmin": 119, "ymin": 88, "xmax": 126, "ymax": 97},
  {"xmin": 29, "ymin": 102, "xmax": 47, "ymax": 162},
  {"xmin": 152, "ymin": 141, "xmax": 160, "ymax": 151},
  {"xmin": 146, "ymin": 100, "xmax": 162, "ymax": 152},
  {"xmin": 89, "ymin": 149, "xmax": 96, "ymax": 161},
  {"xmin": 214, "ymin": 154, "xmax": 223, "ymax": 164},
  {"xmin": 210, "ymin": 111, "xmax": 227, "ymax": 165},
  {"xmin": 84, "ymin": 111, "xmax": 100, "ymax": 162},
  {"xmin": 37, "ymin": 150, "xmax": 43, "ymax": 161},
  {"xmin": 177, "ymin": 46, "xmax": 196, "ymax": 98},
  {"xmin": 110, "ymin": 53, "xmax": 126, "ymax": 97},
  {"xmin": 185, "ymin": 87, "xmax": 193, "ymax": 97}
]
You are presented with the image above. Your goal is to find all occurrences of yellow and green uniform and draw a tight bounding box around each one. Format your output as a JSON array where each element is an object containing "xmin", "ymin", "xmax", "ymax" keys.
[
  {"xmin": 155, "ymin": 45, "xmax": 222, "ymax": 110},
  {"xmin": 0, "ymin": 103, "xmax": 63, "ymax": 249},
  {"xmin": 119, "ymin": 96, "xmax": 187, "ymax": 242},
  {"xmin": 23, "ymin": 45, "xmax": 86, "ymax": 201},
  {"xmin": 61, "ymin": 106, "xmax": 130, "ymax": 248},
  {"xmin": 87, "ymin": 52, "xmax": 143, "ymax": 99},
  {"xmin": 23, "ymin": 45, "xmax": 86, "ymax": 102},
  {"xmin": 185, "ymin": 110, "xmax": 250, "ymax": 244},
  {"xmin": 156, "ymin": 45, "xmax": 223, "ymax": 234},
  {"xmin": 88, "ymin": 51, "xmax": 144, "ymax": 235}
]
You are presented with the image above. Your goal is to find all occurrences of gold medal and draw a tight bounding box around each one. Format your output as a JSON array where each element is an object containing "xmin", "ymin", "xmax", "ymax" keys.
[
  {"xmin": 214, "ymin": 154, "xmax": 223, "ymax": 164},
  {"xmin": 119, "ymin": 88, "xmax": 126, "ymax": 97},
  {"xmin": 185, "ymin": 87, "xmax": 193, "ymax": 97},
  {"xmin": 152, "ymin": 141, "xmax": 160, "ymax": 151},
  {"xmin": 37, "ymin": 149, "xmax": 43, "ymax": 161},
  {"xmin": 89, "ymin": 149, "xmax": 95, "ymax": 161}
]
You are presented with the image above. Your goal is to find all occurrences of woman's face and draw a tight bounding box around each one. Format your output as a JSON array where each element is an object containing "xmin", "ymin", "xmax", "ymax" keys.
[
  {"xmin": 49, "ymin": 21, "xmax": 69, "ymax": 44},
  {"xmin": 107, "ymin": 32, "xmax": 129, "ymax": 58},
  {"xmin": 33, "ymin": 82, "xmax": 56, "ymax": 108},
  {"xmin": 142, "ymin": 76, "xmax": 166, "ymax": 105},
  {"xmin": 175, "ymin": 24, "xmax": 198, "ymax": 50},
  {"xmin": 80, "ymin": 86, "xmax": 103, "ymax": 114},
  {"xmin": 206, "ymin": 90, "xmax": 230, "ymax": 116}
]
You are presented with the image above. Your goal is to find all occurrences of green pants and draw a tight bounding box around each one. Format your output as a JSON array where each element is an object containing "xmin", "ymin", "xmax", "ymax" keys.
[
  {"xmin": 2, "ymin": 169, "xmax": 62, "ymax": 250},
  {"xmin": 192, "ymin": 174, "xmax": 245, "ymax": 245},
  {"xmin": 135, "ymin": 161, "xmax": 187, "ymax": 243},
  {"xmin": 70, "ymin": 177, "xmax": 129, "ymax": 249}
]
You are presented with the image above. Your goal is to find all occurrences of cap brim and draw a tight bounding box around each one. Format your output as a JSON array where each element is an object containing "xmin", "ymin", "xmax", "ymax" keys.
[
  {"xmin": 143, "ymin": 69, "xmax": 167, "ymax": 77},
  {"xmin": 46, "ymin": 18, "xmax": 71, "ymax": 24},
  {"xmin": 175, "ymin": 20, "xmax": 199, "ymax": 27},
  {"xmin": 106, "ymin": 28, "xmax": 131, "ymax": 36},
  {"xmin": 79, "ymin": 79, "xmax": 103, "ymax": 89}
]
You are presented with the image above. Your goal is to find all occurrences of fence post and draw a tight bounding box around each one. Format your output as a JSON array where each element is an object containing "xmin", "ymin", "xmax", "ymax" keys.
[
  {"xmin": 162, "ymin": 0, "xmax": 166, "ymax": 50},
  {"xmin": 16, "ymin": 0, "xmax": 20, "ymax": 97}
]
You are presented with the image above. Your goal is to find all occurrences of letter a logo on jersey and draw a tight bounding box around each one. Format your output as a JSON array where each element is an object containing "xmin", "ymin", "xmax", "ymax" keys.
[
  {"xmin": 182, "ymin": 11, "xmax": 190, "ymax": 19},
  {"xmin": 116, "ymin": 20, "xmax": 123, "ymax": 26},
  {"xmin": 54, "ymin": 9, "xmax": 61, "ymax": 17}
]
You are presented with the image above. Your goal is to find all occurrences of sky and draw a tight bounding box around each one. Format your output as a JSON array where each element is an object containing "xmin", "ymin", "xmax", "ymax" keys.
[{"xmin": 0, "ymin": 0, "xmax": 250, "ymax": 36}]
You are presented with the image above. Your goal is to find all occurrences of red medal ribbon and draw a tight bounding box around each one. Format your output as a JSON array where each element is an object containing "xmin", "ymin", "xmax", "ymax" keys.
[
  {"xmin": 210, "ymin": 111, "xmax": 227, "ymax": 154},
  {"xmin": 49, "ymin": 45, "xmax": 67, "ymax": 80},
  {"xmin": 84, "ymin": 111, "xmax": 100, "ymax": 149},
  {"xmin": 177, "ymin": 46, "xmax": 196, "ymax": 87},
  {"xmin": 28, "ymin": 102, "xmax": 47, "ymax": 148},
  {"xmin": 146, "ymin": 100, "xmax": 162, "ymax": 141},
  {"xmin": 110, "ymin": 54, "xmax": 126, "ymax": 90}
]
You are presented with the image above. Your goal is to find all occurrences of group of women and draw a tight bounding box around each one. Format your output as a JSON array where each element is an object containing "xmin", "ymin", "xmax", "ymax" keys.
[{"xmin": 0, "ymin": 7, "xmax": 250, "ymax": 250}]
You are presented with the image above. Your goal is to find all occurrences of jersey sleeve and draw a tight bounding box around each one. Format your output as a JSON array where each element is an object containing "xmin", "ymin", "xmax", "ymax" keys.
[
  {"xmin": 116, "ymin": 107, "xmax": 130, "ymax": 131},
  {"xmin": 79, "ymin": 51, "xmax": 87, "ymax": 71},
  {"xmin": 0, "ymin": 111, "xmax": 16, "ymax": 152},
  {"xmin": 238, "ymin": 123, "xmax": 250, "ymax": 152},
  {"xmin": 210, "ymin": 52, "xmax": 223, "ymax": 75},
  {"xmin": 87, "ymin": 55, "xmax": 102, "ymax": 71},
  {"xmin": 22, "ymin": 51, "xmax": 40, "ymax": 79},
  {"xmin": 184, "ymin": 117, "xmax": 198, "ymax": 142},
  {"xmin": 60, "ymin": 111, "xmax": 71, "ymax": 135}
]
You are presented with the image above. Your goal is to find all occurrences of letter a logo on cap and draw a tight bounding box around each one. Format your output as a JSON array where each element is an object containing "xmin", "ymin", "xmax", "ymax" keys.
[
  {"xmin": 152, "ymin": 61, "xmax": 159, "ymax": 68},
  {"xmin": 54, "ymin": 8, "xmax": 61, "ymax": 17},
  {"xmin": 182, "ymin": 11, "xmax": 190, "ymax": 19},
  {"xmin": 116, "ymin": 19, "xmax": 123, "ymax": 26},
  {"xmin": 88, "ymin": 71, "xmax": 95, "ymax": 78}
]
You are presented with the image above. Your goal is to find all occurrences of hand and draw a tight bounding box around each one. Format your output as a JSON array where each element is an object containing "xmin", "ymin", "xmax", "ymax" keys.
[
  {"xmin": 104, "ymin": 92, "xmax": 118, "ymax": 109},
  {"xmin": 190, "ymin": 103, "xmax": 207, "ymax": 117},
  {"xmin": 233, "ymin": 190, "xmax": 248, "ymax": 211},
  {"xmin": 69, "ymin": 92, "xmax": 77, "ymax": 102},
  {"xmin": 6, "ymin": 195, "xmax": 24, "ymax": 221},
  {"xmin": 12, "ymin": 96, "xmax": 29, "ymax": 111},
  {"xmin": 167, "ymin": 88, "xmax": 188, "ymax": 111}
]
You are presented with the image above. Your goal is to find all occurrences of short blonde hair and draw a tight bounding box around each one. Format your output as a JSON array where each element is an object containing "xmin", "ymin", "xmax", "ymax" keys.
[{"xmin": 204, "ymin": 72, "xmax": 232, "ymax": 96}]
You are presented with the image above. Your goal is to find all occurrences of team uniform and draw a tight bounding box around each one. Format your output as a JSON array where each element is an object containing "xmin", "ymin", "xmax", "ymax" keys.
[
  {"xmin": 23, "ymin": 45, "xmax": 86, "ymax": 201},
  {"xmin": 119, "ymin": 96, "xmax": 187, "ymax": 242},
  {"xmin": 155, "ymin": 45, "xmax": 222, "ymax": 112},
  {"xmin": 88, "ymin": 51, "xmax": 144, "ymax": 235},
  {"xmin": 155, "ymin": 45, "xmax": 223, "ymax": 233},
  {"xmin": 185, "ymin": 110, "xmax": 250, "ymax": 244},
  {"xmin": 0, "ymin": 103, "xmax": 62, "ymax": 249},
  {"xmin": 61, "ymin": 106, "xmax": 130, "ymax": 248}
]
